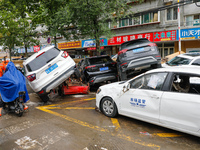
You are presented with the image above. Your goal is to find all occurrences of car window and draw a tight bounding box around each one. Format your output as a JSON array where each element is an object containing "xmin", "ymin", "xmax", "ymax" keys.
[
  {"xmin": 191, "ymin": 59, "xmax": 200, "ymax": 66},
  {"xmin": 120, "ymin": 39, "xmax": 149, "ymax": 50},
  {"xmin": 167, "ymin": 56, "xmax": 192, "ymax": 66},
  {"xmin": 88, "ymin": 56, "xmax": 112, "ymax": 65},
  {"xmin": 171, "ymin": 74, "xmax": 200, "ymax": 94},
  {"xmin": 26, "ymin": 48, "xmax": 60, "ymax": 72},
  {"xmin": 130, "ymin": 73, "xmax": 167, "ymax": 90}
]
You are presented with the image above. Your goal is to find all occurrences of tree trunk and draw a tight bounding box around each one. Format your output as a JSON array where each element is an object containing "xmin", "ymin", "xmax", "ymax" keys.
[
  {"xmin": 9, "ymin": 47, "xmax": 12, "ymax": 61},
  {"xmin": 54, "ymin": 36, "xmax": 57, "ymax": 47},
  {"xmin": 25, "ymin": 45, "xmax": 28, "ymax": 58},
  {"xmin": 96, "ymin": 39, "xmax": 100, "ymax": 56}
]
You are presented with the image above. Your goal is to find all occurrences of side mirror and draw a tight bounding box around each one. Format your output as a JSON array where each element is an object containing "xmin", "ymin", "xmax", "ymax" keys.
[{"xmin": 123, "ymin": 83, "xmax": 130, "ymax": 93}]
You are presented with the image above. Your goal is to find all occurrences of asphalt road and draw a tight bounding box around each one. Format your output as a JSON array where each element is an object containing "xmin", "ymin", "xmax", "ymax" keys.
[{"xmin": 1, "ymin": 87, "xmax": 200, "ymax": 150}]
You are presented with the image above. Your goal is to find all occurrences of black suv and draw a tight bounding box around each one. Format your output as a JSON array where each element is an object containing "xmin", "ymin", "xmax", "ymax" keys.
[
  {"xmin": 117, "ymin": 38, "xmax": 161, "ymax": 80},
  {"xmin": 77, "ymin": 55, "xmax": 118, "ymax": 85}
]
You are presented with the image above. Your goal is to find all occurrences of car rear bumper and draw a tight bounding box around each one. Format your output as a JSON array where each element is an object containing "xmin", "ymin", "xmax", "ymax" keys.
[
  {"xmin": 37, "ymin": 65, "xmax": 75, "ymax": 95},
  {"xmin": 120, "ymin": 56, "xmax": 161, "ymax": 72},
  {"xmin": 89, "ymin": 73, "xmax": 117, "ymax": 85}
]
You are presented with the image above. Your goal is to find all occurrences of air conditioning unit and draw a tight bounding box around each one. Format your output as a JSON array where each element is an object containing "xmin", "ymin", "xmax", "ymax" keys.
[
  {"xmin": 193, "ymin": 19, "xmax": 200, "ymax": 26},
  {"xmin": 164, "ymin": 0, "xmax": 173, "ymax": 3}
]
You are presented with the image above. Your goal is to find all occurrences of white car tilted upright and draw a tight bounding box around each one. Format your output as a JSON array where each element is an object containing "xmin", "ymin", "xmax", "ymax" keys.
[
  {"xmin": 96, "ymin": 66, "xmax": 200, "ymax": 137},
  {"xmin": 23, "ymin": 46, "xmax": 76, "ymax": 102}
]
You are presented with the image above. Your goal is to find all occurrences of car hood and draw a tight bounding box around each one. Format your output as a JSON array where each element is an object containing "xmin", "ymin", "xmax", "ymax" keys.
[{"xmin": 99, "ymin": 81, "xmax": 127, "ymax": 91}]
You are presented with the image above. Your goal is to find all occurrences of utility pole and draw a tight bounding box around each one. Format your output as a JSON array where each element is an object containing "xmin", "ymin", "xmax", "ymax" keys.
[{"xmin": 178, "ymin": 0, "xmax": 181, "ymax": 54}]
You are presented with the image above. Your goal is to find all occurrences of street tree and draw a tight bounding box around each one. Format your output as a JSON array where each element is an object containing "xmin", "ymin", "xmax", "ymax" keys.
[
  {"xmin": 33, "ymin": 0, "xmax": 71, "ymax": 47},
  {"xmin": 67, "ymin": 0, "xmax": 137, "ymax": 54},
  {"xmin": 7, "ymin": 0, "xmax": 40, "ymax": 58},
  {"xmin": 0, "ymin": 1, "xmax": 21, "ymax": 61}
]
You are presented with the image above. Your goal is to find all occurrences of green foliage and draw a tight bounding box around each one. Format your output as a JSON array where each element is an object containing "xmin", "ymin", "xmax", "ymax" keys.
[
  {"xmin": 68, "ymin": 0, "xmax": 130, "ymax": 53},
  {"xmin": 0, "ymin": 1, "xmax": 21, "ymax": 60},
  {"xmin": 0, "ymin": 0, "xmax": 40, "ymax": 58}
]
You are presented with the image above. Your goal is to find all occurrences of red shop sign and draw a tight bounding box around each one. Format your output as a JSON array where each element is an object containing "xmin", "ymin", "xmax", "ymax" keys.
[
  {"xmin": 154, "ymin": 30, "xmax": 176, "ymax": 42},
  {"xmin": 108, "ymin": 33, "xmax": 153, "ymax": 45},
  {"xmin": 86, "ymin": 46, "xmax": 104, "ymax": 51},
  {"xmin": 34, "ymin": 45, "xmax": 40, "ymax": 52}
]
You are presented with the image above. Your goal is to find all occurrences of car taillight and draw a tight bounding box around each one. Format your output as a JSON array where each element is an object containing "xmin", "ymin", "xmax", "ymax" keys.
[
  {"xmin": 36, "ymin": 52, "xmax": 45, "ymax": 58},
  {"xmin": 26, "ymin": 73, "xmax": 36, "ymax": 82},
  {"xmin": 38, "ymin": 90, "xmax": 44, "ymax": 94},
  {"xmin": 85, "ymin": 65, "xmax": 96, "ymax": 69},
  {"xmin": 155, "ymin": 55, "xmax": 161, "ymax": 58},
  {"xmin": 148, "ymin": 43, "xmax": 157, "ymax": 47},
  {"xmin": 118, "ymin": 49, "xmax": 128, "ymax": 55},
  {"xmin": 120, "ymin": 62, "xmax": 127, "ymax": 66},
  {"xmin": 61, "ymin": 51, "xmax": 69, "ymax": 58}
]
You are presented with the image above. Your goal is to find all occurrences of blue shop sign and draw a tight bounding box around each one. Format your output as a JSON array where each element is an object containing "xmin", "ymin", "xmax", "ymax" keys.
[
  {"xmin": 177, "ymin": 28, "xmax": 200, "ymax": 40},
  {"xmin": 82, "ymin": 38, "xmax": 107, "ymax": 48}
]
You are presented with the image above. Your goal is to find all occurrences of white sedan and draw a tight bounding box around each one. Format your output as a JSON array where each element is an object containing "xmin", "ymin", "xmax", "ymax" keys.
[{"xmin": 96, "ymin": 66, "xmax": 200, "ymax": 137}]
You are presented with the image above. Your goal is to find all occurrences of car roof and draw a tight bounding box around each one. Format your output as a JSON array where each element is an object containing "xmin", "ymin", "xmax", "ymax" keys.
[
  {"xmin": 86, "ymin": 55, "xmax": 110, "ymax": 59},
  {"xmin": 147, "ymin": 66, "xmax": 200, "ymax": 75},
  {"xmin": 23, "ymin": 46, "xmax": 55, "ymax": 65},
  {"xmin": 177, "ymin": 53, "xmax": 200, "ymax": 59}
]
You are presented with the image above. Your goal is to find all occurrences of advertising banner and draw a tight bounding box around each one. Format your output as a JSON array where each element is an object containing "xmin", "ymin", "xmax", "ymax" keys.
[
  {"xmin": 177, "ymin": 27, "xmax": 200, "ymax": 40},
  {"xmin": 58, "ymin": 41, "xmax": 81, "ymax": 49},
  {"xmin": 154, "ymin": 30, "xmax": 176, "ymax": 42},
  {"xmin": 108, "ymin": 33, "xmax": 153, "ymax": 45},
  {"xmin": 34, "ymin": 45, "xmax": 40, "ymax": 52},
  {"xmin": 82, "ymin": 38, "xmax": 107, "ymax": 47}
]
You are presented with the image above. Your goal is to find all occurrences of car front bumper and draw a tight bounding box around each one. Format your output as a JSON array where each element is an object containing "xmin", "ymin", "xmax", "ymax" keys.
[{"xmin": 89, "ymin": 73, "xmax": 117, "ymax": 85}]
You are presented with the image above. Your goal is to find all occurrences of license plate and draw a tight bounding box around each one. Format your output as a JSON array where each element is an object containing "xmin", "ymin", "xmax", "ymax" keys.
[
  {"xmin": 100, "ymin": 67, "xmax": 108, "ymax": 71},
  {"xmin": 45, "ymin": 63, "xmax": 58, "ymax": 74},
  {"xmin": 133, "ymin": 48, "xmax": 144, "ymax": 53}
]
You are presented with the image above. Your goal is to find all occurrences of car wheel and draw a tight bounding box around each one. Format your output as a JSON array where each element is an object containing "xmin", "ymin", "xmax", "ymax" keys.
[
  {"xmin": 101, "ymin": 97, "xmax": 118, "ymax": 118},
  {"xmin": 58, "ymin": 86, "xmax": 64, "ymax": 96},
  {"xmin": 39, "ymin": 94, "xmax": 49, "ymax": 102}
]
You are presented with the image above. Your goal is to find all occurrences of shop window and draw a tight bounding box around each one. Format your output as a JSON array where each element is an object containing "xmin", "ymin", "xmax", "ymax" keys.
[{"xmin": 167, "ymin": 7, "xmax": 177, "ymax": 21}]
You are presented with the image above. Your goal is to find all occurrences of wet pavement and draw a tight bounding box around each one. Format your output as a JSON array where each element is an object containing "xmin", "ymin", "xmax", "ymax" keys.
[{"xmin": 0, "ymin": 89, "xmax": 200, "ymax": 150}]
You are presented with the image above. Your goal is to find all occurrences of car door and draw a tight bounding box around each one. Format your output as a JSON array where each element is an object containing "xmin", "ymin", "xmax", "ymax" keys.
[
  {"xmin": 160, "ymin": 74, "xmax": 200, "ymax": 132},
  {"xmin": 119, "ymin": 72, "xmax": 167, "ymax": 123}
]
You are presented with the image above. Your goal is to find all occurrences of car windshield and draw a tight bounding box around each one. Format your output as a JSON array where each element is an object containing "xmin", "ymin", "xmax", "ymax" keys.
[
  {"xmin": 167, "ymin": 56, "xmax": 192, "ymax": 66},
  {"xmin": 26, "ymin": 48, "xmax": 60, "ymax": 72},
  {"xmin": 88, "ymin": 56, "xmax": 113, "ymax": 65}
]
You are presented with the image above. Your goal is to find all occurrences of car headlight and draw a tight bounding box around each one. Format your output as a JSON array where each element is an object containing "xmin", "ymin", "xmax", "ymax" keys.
[{"xmin": 96, "ymin": 88, "xmax": 101, "ymax": 94}]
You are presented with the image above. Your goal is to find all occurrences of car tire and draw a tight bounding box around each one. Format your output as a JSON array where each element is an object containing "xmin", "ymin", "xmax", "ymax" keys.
[
  {"xmin": 39, "ymin": 94, "xmax": 49, "ymax": 102},
  {"xmin": 101, "ymin": 97, "xmax": 118, "ymax": 118},
  {"xmin": 58, "ymin": 86, "xmax": 64, "ymax": 96}
]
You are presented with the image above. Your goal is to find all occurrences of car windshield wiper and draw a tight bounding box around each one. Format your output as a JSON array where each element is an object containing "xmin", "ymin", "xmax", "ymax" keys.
[{"xmin": 46, "ymin": 57, "xmax": 56, "ymax": 63}]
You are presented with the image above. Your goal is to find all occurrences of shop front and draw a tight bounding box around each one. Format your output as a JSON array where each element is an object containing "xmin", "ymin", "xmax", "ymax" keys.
[
  {"xmin": 154, "ymin": 30, "xmax": 176, "ymax": 58},
  {"xmin": 176, "ymin": 27, "xmax": 200, "ymax": 53},
  {"xmin": 82, "ymin": 38, "xmax": 108, "ymax": 57},
  {"xmin": 57, "ymin": 41, "xmax": 83, "ymax": 58}
]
